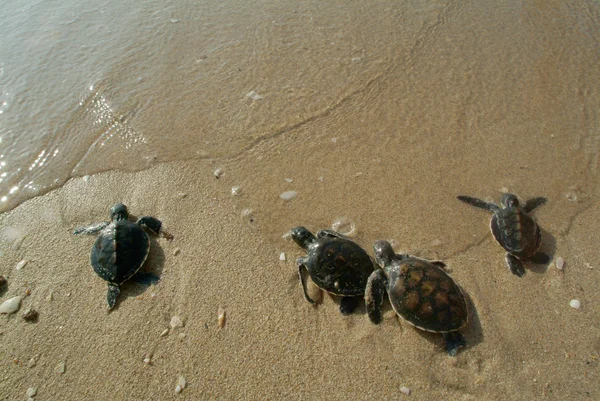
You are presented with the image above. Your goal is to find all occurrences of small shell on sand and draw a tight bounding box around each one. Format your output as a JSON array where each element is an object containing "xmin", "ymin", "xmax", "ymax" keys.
[
  {"xmin": 0, "ymin": 296, "xmax": 23, "ymax": 314},
  {"xmin": 284, "ymin": 178, "xmax": 293, "ymax": 183},
  {"xmin": 175, "ymin": 376, "xmax": 187, "ymax": 393},
  {"xmin": 170, "ymin": 316, "xmax": 184, "ymax": 329},
  {"xmin": 555, "ymin": 257, "xmax": 565, "ymax": 270},
  {"xmin": 279, "ymin": 252, "xmax": 286, "ymax": 261},
  {"xmin": 214, "ymin": 168, "xmax": 224, "ymax": 178},
  {"xmin": 172, "ymin": 248, "xmax": 181, "ymax": 256},
  {"xmin": 279, "ymin": 191, "xmax": 297, "ymax": 201},
  {"xmin": 569, "ymin": 299, "xmax": 582, "ymax": 310},
  {"xmin": 56, "ymin": 362, "xmax": 66, "ymax": 374},
  {"xmin": 218, "ymin": 307, "xmax": 226, "ymax": 328},
  {"xmin": 16, "ymin": 259, "xmax": 28, "ymax": 270},
  {"xmin": 231, "ymin": 186, "xmax": 242, "ymax": 196},
  {"xmin": 143, "ymin": 354, "xmax": 152, "ymax": 364},
  {"xmin": 160, "ymin": 328, "xmax": 170, "ymax": 337},
  {"xmin": 26, "ymin": 387, "xmax": 37, "ymax": 397},
  {"xmin": 400, "ymin": 386, "xmax": 411, "ymax": 395}
]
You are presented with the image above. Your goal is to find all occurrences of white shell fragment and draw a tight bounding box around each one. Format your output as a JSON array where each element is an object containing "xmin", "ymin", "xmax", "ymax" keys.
[
  {"xmin": 143, "ymin": 354, "xmax": 152, "ymax": 364},
  {"xmin": 218, "ymin": 307, "xmax": 226, "ymax": 328},
  {"xmin": 279, "ymin": 191, "xmax": 297, "ymax": 201},
  {"xmin": 175, "ymin": 385, "xmax": 183, "ymax": 394},
  {"xmin": 15, "ymin": 259, "xmax": 28, "ymax": 270},
  {"xmin": 26, "ymin": 387, "xmax": 37, "ymax": 397},
  {"xmin": 170, "ymin": 316, "xmax": 184, "ymax": 329},
  {"xmin": 555, "ymin": 257, "xmax": 565, "ymax": 270},
  {"xmin": 0, "ymin": 296, "xmax": 23, "ymax": 314},
  {"xmin": 279, "ymin": 252, "xmax": 286, "ymax": 261},
  {"xmin": 56, "ymin": 362, "xmax": 66, "ymax": 374},
  {"xmin": 172, "ymin": 248, "xmax": 181, "ymax": 256},
  {"xmin": 284, "ymin": 178, "xmax": 293, "ymax": 183},
  {"xmin": 569, "ymin": 299, "xmax": 582, "ymax": 310},
  {"xmin": 175, "ymin": 375, "xmax": 187, "ymax": 393},
  {"xmin": 246, "ymin": 90, "xmax": 263, "ymax": 100},
  {"xmin": 400, "ymin": 386, "xmax": 411, "ymax": 395},
  {"xmin": 231, "ymin": 186, "xmax": 242, "ymax": 196},
  {"xmin": 214, "ymin": 168, "xmax": 224, "ymax": 178},
  {"xmin": 160, "ymin": 328, "xmax": 170, "ymax": 337}
]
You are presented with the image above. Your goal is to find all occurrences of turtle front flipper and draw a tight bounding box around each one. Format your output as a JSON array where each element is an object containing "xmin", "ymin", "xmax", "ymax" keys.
[
  {"xmin": 107, "ymin": 283, "xmax": 121, "ymax": 310},
  {"xmin": 505, "ymin": 254, "xmax": 525, "ymax": 277},
  {"xmin": 339, "ymin": 297, "xmax": 359, "ymax": 315},
  {"xmin": 443, "ymin": 331, "xmax": 466, "ymax": 356},
  {"xmin": 297, "ymin": 258, "xmax": 317, "ymax": 305},
  {"xmin": 457, "ymin": 196, "xmax": 500, "ymax": 213},
  {"xmin": 73, "ymin": 221, "xmax": 110, "ymax": 235},
  {"xmin": 136, "ymin": 216, "xmax": 174, "ymax": 240},
  {"xmin": 365, "ymin": 269, "xmax": 388, "ymax": 324},
  {"xmin": 523, "ymin": 197, "xmax": 547, "ymax": 214},
  {"xmin": 316, "ymin": 229, "xmax": 347, "ymax": 239}
]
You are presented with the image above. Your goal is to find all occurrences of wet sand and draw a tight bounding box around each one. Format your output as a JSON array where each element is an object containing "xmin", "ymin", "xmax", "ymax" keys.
[{"xmin": 2, "ymin": 0, "xmax": 600, "ymax": 399}]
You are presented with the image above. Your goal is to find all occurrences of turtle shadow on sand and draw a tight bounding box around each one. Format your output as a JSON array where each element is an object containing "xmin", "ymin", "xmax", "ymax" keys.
[
  {"xmin": 116, "ymin": 235, "xmax": 167, "ymax": 310},
  {"xmin": 525, "ymin": 228, "xmax": 556, "ymax": 275}
]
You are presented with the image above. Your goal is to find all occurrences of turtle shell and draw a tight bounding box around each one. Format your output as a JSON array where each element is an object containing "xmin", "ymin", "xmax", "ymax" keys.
[
  {"xmin": 386, "ymin": 258, "xmax": 468, "ymax": 333},
  {"xmin": 305, "ymin": 236, "xmax": 375, "ymax": 296},
  {"xmin": 91, "ymin": 220, "xmax": 150, "ymax": 285},
  {"xmin": 490, "ymin": 207, "xmax": 541, "ymax": 259}
]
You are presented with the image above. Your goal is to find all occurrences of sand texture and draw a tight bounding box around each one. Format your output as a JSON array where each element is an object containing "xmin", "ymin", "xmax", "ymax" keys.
[{"xmin": 2, "ymin": 0, "xmax": 600, "ymax": 400}]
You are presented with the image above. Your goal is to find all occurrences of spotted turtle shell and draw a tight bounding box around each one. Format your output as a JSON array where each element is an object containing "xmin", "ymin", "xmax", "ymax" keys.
[
  {"xmin": 305, "ymin": 236, "xmax": 375, "ymax": 296},
  {"xmin": 386, "ymin": 258, "xmax": 468, "ymax": 333},
  {"xmin": 91, "ymin": 220, "xmax": 150, "ymax": 285},
  {"xmin": 490, "ymin": 207, "xmax": 541, "ymax": 259}
]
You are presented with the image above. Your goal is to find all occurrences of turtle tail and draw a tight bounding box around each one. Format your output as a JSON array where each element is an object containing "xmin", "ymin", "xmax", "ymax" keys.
[{"xmin": 107, "ymin": 284, "xmax": 120, "ymax": 310}]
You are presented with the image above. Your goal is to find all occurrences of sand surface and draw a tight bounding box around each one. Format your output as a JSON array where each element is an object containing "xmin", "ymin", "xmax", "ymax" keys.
[{"xmin": 2, "ymin": 0, "xmax": 600, "ymax": 400}]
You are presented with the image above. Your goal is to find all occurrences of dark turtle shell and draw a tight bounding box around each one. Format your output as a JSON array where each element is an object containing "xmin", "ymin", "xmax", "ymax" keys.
[
  {"xmin": 491, "ymin": 207, "xmax": 541, "ymax": 259},
  {"xmin": 306, "ymin": 236, "xmax": 375, "ymax": 296},
  {"xmin": 91, "ymin": 220, "xmax": 150, "ymax": 285},
  {"xmin": 386, "ymin": 258, "xmax": 468, "ymax": 333}
]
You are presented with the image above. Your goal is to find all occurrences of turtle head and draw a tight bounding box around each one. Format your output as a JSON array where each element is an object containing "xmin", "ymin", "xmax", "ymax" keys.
[
  {"xmin": 373, "ymin": 240, "xmax": 397, "ymax": 268},
  {"xmin": 290, "ymin": 226, "xmax": 316, "ymax": 249},
  {"xmin": 110, "ymin": 203, "xmax": 129, "ymax": 221},
  {"xmin": 500, "ymin": 193, "xmax": 520, "ymax": 208}
]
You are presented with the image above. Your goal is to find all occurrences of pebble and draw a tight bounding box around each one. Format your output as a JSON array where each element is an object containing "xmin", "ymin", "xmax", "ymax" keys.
[
  {"xmin": 26, "ymin": 387, "xmax": 37, "ymax": 397},
  {"xmin": 214, "ymin": 168, "xmax": 224, "ymax": 179},
  {"xmin": 555, "ymin": 257, "xmax": 565, "ymax": 270},
  {"xmin": 170, "ymin": 316, "xmax": 184, "ymax": 329},
  {"xmin": 569, "ymin": 299, "xmax": 582, "ymax": 310},
  {"xmin": 284, "ymin": 178, "xmax": 293, "ymax": 183},
  {"xmin": 22, "ymin": 308, "xmax": 39, "ymax": 322},
  {"xmin": 231, "ymin": 186, "xmax": 242, "ymax": 196},
  {"xmin": 15, "ymin": 259, "xmax": 28, "ymax": 270},
  {"xmin": 160, "ymin": 328, "xmax": 170, "ymax": 337},
  {"xmin": 170, "ymin": 19, "xmax": 180, "ymax": 23},
  {"xmin": 218, "ymin": 307, "xmax": 226, "ymax": 328},
  {"xmin": 175, "ymin": 375, "xmax": 187, "ymax": 393},
  {"xmin": 331, "ymin": 137, "xmax": 337, "ymax": 143},
  {"xmin": 83, "ymin": 175, "xmax": 90, "ymax": 182},
  {"xmin": 317, "ymin": 176, "xmax": 324, "ymax": 182},
  {"xmin": 178, "ymin": 333, "xmax": 186, "ymax": 339},
  {"xmin": 241, "ymin": 208, "xmax": 253, "ymax": 217},
  {"xmin": 279, "ymin": 191, "xmax": 297, "ymax": 201},
  {"xmin": 400, "ymin": 386, "xmax": 411, "ymax": 395},
  {"xmin": 27, "ymin": 358, "xmax": 37, "ymax": 368},
  {"xmin": 177, "ymin": 192, "xmax": 187, "ymax": 199},
  {"xmin": 279, "ymin": 252, "xmax": 286, "ymax": 261},
  {"xmin": 246, "ymin": 90, "xmax": 263, "ymax": 101},
  {"xmin": 56, "ymin": 362, "xmax": 66, "ymax": 374},
  {"xmin": 172, "ymin": 248, "xmax": 181, "ymax": 256},
  {"xmin": 0, "ymin": 296, "xmax": 23, "ymax": 314},
  {"xmin": 143, "ymin": 354, "xmax": 152, "ymax": 364}
]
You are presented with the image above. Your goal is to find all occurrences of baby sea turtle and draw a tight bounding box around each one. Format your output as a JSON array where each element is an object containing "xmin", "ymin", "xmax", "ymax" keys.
[
  {"xmin": 365, "ymin": 241, "xmax": 469, "ymax": 356},
  {"xmin": 74, "ymin": 203, "xmax": 173, "ymax": 310},
  {"xmin": 291, "ymin": 226, "xmax": 375, "ymax": 315},
  {"xmin": 457, "ymin": 193, "xmax": 548, "ymax": 277}
]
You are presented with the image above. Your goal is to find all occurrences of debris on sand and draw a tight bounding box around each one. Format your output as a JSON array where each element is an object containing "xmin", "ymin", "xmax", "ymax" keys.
[
  {"xmin": 218, "ymin": 307, "xmax": 226, "ymax": 328},
  {"xmin": 0, "ymin": 296, "xmax": 23, "ymax": 314},
  {"xmin": 279, "ymin": 191, "xmax": 297, "ymax": 201}
]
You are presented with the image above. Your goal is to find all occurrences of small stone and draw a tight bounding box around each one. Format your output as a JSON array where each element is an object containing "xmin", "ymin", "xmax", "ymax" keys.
[
  {"xmin": 218, "ymin": 307, "xmax": 226, "ymax": 328},
  {"xmin": 177, "ymin": 192, "xmax": 187, "ymax": 199},
  {"xmin": 143, "ymin": 354, "xmax": 152, "ymax": 364},
  {"xmin": 56, "ymin": 362, "xmax": 66, "ymax": 374},
  {"xmin": 178, "ymin": 333, "xmax": 186, "ymax": 339},
  {"xmin": 279, "ymin": 191, "xmax": 297, "ymax": 201},
  {"xmin": 178, "ymin": 375, "xmax": 187, "ymax": 389},
  {"xmin": 555, "ymin": 257, "xmax": 565, "ymax": 270},
  {"xmin": 0, "ymin": 296, "xmax": 23, "ymax": 314},
  {"xmin": 279, "ymin": 252, "xmax": 286, "ymax": 261},
  {"xmin": 175, "ymin": 385, "xmax": 183, "ymax": 394},
  {"xmin": 170, "ymin": 19, "xmax": 180, "ymax": 23},
  {"xmin": 47, "ymin": 291, "xmax": 53, "ymax": 302},
  {"xmin": 246, "ymin": 90, "xmax": 263, "ymax": 100},
  {"xmin": 351, "ymin": 57, "xmax": 362, "ymax": 62},
  {"xmin": 317, "ymin": 176, "xmax": 324, "ymax": 182},
  {"xmin": 27, "ymin": 358, "xmax": 36, "ymax": 368},
  {"xmin": 22, "ymin": 308, "xmax": 39, "ymax": 322},
  {"xmin": 160, "ymin": 328, "xmax": 170, "ymax": 337},
  {"xmin": 331, "ymin": 137, "xmax": 337, "ymax": 143},
  {"xmin": 241, "ymin": 208, "xmax": 253, "ymax": 217},
  {"xmin": 400, "ymin": 386, "xmax": 411, "ymax": 395},
  {"xmin": 83, "ymin": 175, "xmax": 90, "ymax": 182},
  {"xmin": 284, "ymin": 178, "xmax": 293, "ymax": 183},
  {"xmin": 170, "ymin": 316, "xmax": 184, "ymax": 329},
  {"xmin": 569, "ymin": 299, "xmax": 582, "ymax": 310},
  {"xmin": 214, "ymin": 168, "xmax": 224, "ymax": 179},
  {"xmin": 26, "ymin": 387, "xmax": 37, "ymax": 397},
  {"xmin": 15, "ymin": 259, "xmax": 28, "ymax": 270},
  {"xmin": 172, "ymin": 248, "xmax": 181, "ymax": 256},
  {"xmin": 231, "ymin": 186, "xmax": 242, "ymax": 196}
]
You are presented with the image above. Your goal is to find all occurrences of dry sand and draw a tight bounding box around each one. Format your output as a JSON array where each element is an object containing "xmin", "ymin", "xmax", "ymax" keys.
[{"xmin": 2, "ymin": 0, "xmax": 600, "ymax": 400}]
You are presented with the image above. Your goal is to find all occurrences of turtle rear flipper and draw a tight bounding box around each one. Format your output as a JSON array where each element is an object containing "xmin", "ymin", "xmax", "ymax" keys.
[
  {"xmin": 107, "ymin": 284, "xmax": 120, "ymax": 310},
  {"xmin": 443, "ymin": 331, "xmax": 466, "ymax": 356},
  {"xmin": 365, "ymin": 269, "xmax": 388, "ymax": 324},
  {"xmin": 457, "ymin": 196, "xmax": 499, "ymax": 213},
  {"xmin": 505, "ymin": 254, "xmax": 525, "ymax": 277},
  {"xmin": 339, "ymin": 297, "xmax": 359, "ymax": 315},
  {"xmin": 297, "ymin": 258, "xmax": 317, "ymax": 305}
]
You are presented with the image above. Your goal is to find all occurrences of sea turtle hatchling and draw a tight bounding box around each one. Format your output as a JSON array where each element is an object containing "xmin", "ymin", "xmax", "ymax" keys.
[
  {"xmin": 74, "ymin": 203, "xmax": 173, "ymax": 310},
  {"xmin": 365, "ymin": 240, "xmax": 469, "ymax": 356},
  {"xmin": 457, "ymin": 193, "xmax": 548, "ymax": 277},
  {"xmin": 291, "ymin": 226, "xmax": 375, "ymax": 315}
]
